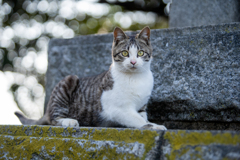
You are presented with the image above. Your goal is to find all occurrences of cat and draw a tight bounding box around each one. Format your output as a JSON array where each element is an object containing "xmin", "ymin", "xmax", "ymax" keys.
[{"xmin": 15, "ymin": 26, "xmax": 167, "ymax": 130}]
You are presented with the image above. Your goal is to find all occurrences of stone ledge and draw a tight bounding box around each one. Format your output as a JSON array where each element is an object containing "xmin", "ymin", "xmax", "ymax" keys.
[
  {"xmin": 0, "ymin": 125, "xmax": 240, "ymax": 159},
  {"xmin": 0, "ymin": 125, "xmax": 160, "ymax": 159}
]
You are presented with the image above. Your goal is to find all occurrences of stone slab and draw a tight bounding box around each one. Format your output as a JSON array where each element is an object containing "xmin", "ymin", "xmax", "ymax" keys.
[
  {"xmin": 46, "ymin": 23, "xmax": 240, "ymax": 128},
  {"xmin": 0, "ymin": 125, "xmax": 240, "ymax": 159},
  {"xmin": 0, "ymin": 125, "xmax": 162, "ymax": 159},
  {"xmin": 169, "ymin": 0, "xmax": 240, "ymax": 28},
  {"xmin": 162, "ymin": 130, "xmax": 240, "ymax": 160}
]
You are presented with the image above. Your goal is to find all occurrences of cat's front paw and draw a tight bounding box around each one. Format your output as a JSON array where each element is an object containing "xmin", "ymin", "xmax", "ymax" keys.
[
  {"xmin": 141, "ymin": 123, "xmax": 167, "ymax": 130},
  {"xmin": 61, "ymin": 119, "xmax": 79, "ymax": 127}
]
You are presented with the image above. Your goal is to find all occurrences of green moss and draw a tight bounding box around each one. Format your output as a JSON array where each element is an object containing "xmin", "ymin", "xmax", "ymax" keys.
[
  {"xmin": 222, "ymin": 158, "xmax": 239, "ymax": 160},
  {"xmin": 1, "ymin": 135, "xmax": 124, "ymax": 159},
  {"xmin": 195, "ymin": 146, "xmax": 202, "ymax": 152},
  {"xmin": 164, "ymin": 131, "xmax": 240, "ymax": 160},
  {"xmin": 92, "ymin": 128, "xmax": 158, "ymax": 158},
  {"xmin": 0, "ymin": 125, "xmax": 159, "ymax": 159},
  {"xmin": 225, "ymin": 28, "xmax": 230, "ymax": 33},
  {"xmin": 189, "ymin": 112, "xmax": 195, "ymax": 118}
]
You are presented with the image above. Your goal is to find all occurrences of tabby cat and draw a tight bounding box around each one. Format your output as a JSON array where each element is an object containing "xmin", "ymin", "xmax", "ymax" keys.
[{"xmin": 15, "ymin": 26, "xmax": 167, "ymax": 130}]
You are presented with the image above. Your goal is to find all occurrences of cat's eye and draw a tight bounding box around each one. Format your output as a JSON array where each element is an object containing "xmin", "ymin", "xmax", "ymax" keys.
[
  {"xmin": 138, "ymin": 51, "xmax": 144, "ymax": 57},
  {"xmin": 122, "ymin": 51, "xmax": 129, "ymax": 57}
]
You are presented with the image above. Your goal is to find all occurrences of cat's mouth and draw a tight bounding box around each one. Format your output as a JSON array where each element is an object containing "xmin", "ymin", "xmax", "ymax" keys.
[
  {"xmin": 124, "ymin": 64, "xmax": 139, "ymax": 72},
  {"xmin": 130, "ymin": 66, "xmax": 137, "ymax": 69}
]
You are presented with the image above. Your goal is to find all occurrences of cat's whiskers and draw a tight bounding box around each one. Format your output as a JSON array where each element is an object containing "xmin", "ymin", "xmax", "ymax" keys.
[{"xmin": 138, "ymin": 65, "xmax": 149, "ymax": 72}]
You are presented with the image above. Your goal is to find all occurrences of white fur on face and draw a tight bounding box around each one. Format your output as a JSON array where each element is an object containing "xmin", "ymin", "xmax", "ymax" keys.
[{"xmin": 114, "ymin": 45, "xmax": 151, "ymax": 73}]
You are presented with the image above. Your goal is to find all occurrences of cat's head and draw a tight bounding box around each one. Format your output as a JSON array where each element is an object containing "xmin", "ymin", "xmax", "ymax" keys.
[{"xmin": 112, "ymin": 26, "xmax": 153, "ymax": 73}]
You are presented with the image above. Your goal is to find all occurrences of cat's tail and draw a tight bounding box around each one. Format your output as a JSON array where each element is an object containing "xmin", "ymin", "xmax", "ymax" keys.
[{"xmin": 14, "ymin": 111, "xmax": 50, "ymax": 125}]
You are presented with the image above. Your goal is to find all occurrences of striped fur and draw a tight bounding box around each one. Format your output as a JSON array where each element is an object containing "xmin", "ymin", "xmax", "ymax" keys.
[
  {"xmin": 47, "ymin": 71, "xmax": 113, "ymax": 126},
  {"xmin": 15, "ymin": 26, "xmax": 167, "ymax": 130}
]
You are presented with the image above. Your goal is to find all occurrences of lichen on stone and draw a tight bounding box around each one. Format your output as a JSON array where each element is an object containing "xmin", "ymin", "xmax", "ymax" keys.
[
  {"xmin": 163, "ymin": 130, "xmax": 240, "ymax": 160},
  {"xmin": 0, "ymin": 125, "xmax": 160, "ymax": 159}
]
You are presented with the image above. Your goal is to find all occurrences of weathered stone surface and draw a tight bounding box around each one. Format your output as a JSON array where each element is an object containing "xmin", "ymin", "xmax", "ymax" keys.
[
  {"xmin": 147, "ymin": 23, "xmax": 240, "ymax": 125},
  {"xmin": 46, "ymin": 23, "xmax": 240, "ymax": 129},
  {"xmin": 0, "ymin": 125, "xmax": 240, "ymax": 159},
  {"xmin": 160, "ymin": 121, "xmax": 240, "ymax": 131},
  {"xmin": 0, "ymin": 125, "xmax": 161, "ymax": 159},
  {"xmin": 169, "ymin": 0, "xmax": 240, "ymax": 28},
  {"xmin": 162, "ymin": 130, "xmax": 240, "ymax": 160}
]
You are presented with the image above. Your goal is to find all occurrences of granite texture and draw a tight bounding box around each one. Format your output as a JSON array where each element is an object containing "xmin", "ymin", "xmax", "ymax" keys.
[
  {"xmin": 0, "ymin": 125, "xmax": 240, "ymax": 159},
  {"xmin": 147, "ymin": 23, "xmax": 240, "ymax": 124},
  {"xmin": 169, "ymin": 0, "xmax": 240, "ymax": 28},
  {"xmin": 46, "ymin": 23, "xmax": 240, "ymax": 129}
]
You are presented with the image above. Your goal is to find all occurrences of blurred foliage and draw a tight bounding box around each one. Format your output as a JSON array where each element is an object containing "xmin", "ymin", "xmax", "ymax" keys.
[{"xmin": 0, "ymin": 0, "xmax": 168, "ymax": 117}]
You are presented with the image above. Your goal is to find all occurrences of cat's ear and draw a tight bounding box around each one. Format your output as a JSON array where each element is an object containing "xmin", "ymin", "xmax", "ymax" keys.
[
  {"xmin": 137, "ymin": 26, "xmax": 150, "ymax": 44},
  {"xmin": 113, "ymin": 27, "xmax": 127, "ymax": 45}
]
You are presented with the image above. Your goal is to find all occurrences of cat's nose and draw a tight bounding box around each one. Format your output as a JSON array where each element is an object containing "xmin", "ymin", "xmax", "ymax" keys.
[{"xmin": 130, "ymin": 60, "xmax": 136, "ymax": 65}]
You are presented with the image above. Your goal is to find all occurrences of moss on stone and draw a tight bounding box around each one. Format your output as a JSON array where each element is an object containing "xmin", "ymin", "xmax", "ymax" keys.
[
  {"xmin": 225, "ymin": 28, "xmax": 230, "ymax": 33},
  {"xmin": 0, "ymin": 125, "xmax": 159, "ymax": 159},
  {"xmin": 164, "ymin": 130, "xmax": 240, "ymax": 160}
]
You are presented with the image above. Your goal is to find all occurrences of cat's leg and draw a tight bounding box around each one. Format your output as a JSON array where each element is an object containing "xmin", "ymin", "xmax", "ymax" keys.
[
  {"xmin": 55, "ymin": 118, "xmax": 79, "ymax": 127},
  {"xmin": 47, "ymin": 75, "xmax": 80, "ymax": 127},
  {"xmin": 102, "ymin": 108, "xmax": 166, "ymax": 130},
  {"xmin": 138, "ymin": 105, "xmax": 148, "ymax": 122},
  {"xmin": 141, "ymin": 123, "xmax": 167, "ymax": 130},
  {"xmin": 137, "ymin": 105, "xmax": 167, "ymax": 130},
  {"xmin": 49, "ymin": 103, "xmax": 80, "ymax": 127},
  {"xmin": 105, "ymin": 109, "xmax": 147, "ymax": 128}
]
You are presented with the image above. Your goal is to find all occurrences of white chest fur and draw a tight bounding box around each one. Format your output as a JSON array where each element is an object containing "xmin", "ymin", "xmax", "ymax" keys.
[{"xmin": 101, "ymin": 64, "xmax": 154, "ymax": 119}]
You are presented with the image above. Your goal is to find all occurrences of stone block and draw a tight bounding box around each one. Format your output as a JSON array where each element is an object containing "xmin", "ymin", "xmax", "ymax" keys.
[
  {"xmin": 162, "ymin": 130, "xmax": 240, "ymax": 160},
  {"xmin": 169, "ymin": 0, "xmax": 240, "ymax": 28},
  {"xmin": 46, "ymin": 23, "xmax": 240, "ymax": 129},
  {"xmin": 0, "ymin": 125, "xmax": 240, "ymax": 159},
  {"xmin": 147, "ymin": 23, "xmax": 240, "ymax": 128}
]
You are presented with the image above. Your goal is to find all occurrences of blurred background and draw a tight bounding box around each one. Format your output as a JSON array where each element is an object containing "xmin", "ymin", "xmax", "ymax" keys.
[{"xmin": 0, "ymin": 0, "xmax": 169, "ymax": 124}]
